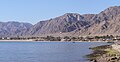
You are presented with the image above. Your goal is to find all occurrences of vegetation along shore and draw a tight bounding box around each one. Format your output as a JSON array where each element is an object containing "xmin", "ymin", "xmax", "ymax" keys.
[{"xmin": 86, "ymin": 42, "xmax": 120, "ymax": 62}]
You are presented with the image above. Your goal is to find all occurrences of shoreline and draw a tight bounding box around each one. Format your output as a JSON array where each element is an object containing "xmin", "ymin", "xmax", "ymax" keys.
[
  {"xmin": 0, "ymin": 40, "xmax": 34, "ymax": 42},
  {"xmin": 86, "ymin": 43, "xmax": 120, "ymax": 62},
  {"xmin": 0, "ymin": 40, "xmax": 110, "ymax": 42}
]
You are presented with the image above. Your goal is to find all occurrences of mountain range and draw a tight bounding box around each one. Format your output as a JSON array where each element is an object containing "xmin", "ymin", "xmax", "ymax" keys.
[{"xmin": 1, "ymin": 6, "xmax": 120, "ymax": 37}]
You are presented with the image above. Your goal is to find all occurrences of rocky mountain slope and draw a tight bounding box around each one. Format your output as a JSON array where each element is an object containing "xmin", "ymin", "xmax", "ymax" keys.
[
  {"xmin": 27, "ymin": 13, "xmax": 90, "ymax": 35},
  {"xmin": 0, "ymin": 6, "xmax": 120, "ymax": 37},
  {"xmin": 0, "ymin": 21, "xmax": 32, "ymax": 37},
  {"xmin": 27, "ymin": 6, "xmax": 120, "ymax": 37},
  {"xmin": 79, "ymin": 6, "xmax": 120, "ymax": 36}
]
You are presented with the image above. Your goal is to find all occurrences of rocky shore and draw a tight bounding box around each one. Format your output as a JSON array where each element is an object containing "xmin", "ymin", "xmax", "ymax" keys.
[{"xmin": 86, "ymin": 44, "xmax": 120, "ymax": 62}]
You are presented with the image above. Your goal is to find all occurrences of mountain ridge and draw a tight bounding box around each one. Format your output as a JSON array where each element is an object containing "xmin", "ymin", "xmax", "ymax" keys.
[{"xmin": 1, "ymin": 6, "xmax": 120, "ymax": 37}]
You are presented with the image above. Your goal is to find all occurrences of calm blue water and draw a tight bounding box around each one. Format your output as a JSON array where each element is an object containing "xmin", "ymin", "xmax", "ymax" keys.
[{"xmin": 0, "ymin": 41, "xmax": 109, "ymax": 62}]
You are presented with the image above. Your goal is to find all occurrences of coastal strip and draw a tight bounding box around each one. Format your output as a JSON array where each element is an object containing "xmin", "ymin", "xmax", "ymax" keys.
[
  {"xmin": 0, "ymin": 40, "xmax": 34, "ymax": 42},
  {"xmin": 86, "ymin": 43, "xmax": 120, "ymax": 62}
]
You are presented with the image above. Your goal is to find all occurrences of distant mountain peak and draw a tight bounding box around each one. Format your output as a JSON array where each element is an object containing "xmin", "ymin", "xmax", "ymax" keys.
[
  {"xmin": 64, "ymin": 13, "xmax": 80, "ymax": 15},
  {"xmin": 0, "ymin": 22, "xmax": 32, "ymax": 37},
  {"xmin": 100, "ymin": 6, "xmax": 120, "ymax": 14},
  {"xmin": 108, "ymin": 6, "xmax": 120, "ymax": 9}
]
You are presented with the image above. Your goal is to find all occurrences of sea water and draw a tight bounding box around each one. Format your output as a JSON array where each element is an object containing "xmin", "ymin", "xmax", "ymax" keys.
[{"xmin": 0, "ymin": 41, "xmax": 109, "ymax": 62}]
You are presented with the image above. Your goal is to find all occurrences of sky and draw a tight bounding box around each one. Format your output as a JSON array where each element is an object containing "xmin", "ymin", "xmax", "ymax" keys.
[{"xmin": 0, "ymin": 0, "xmax": 120, "ymax": 24}]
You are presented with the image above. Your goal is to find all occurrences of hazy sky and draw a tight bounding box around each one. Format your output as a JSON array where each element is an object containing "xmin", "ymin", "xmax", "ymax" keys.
[{"xmin": 0, "ymin": 0, "xmax": 120, "ymax": 24}]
